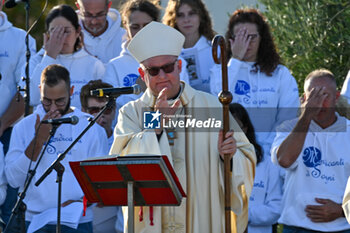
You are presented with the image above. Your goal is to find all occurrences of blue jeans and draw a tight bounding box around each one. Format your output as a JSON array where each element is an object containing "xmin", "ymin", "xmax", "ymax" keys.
[
  {"xmin": 25, "ymin": 221, "xmax": 93, "ymax": 233},
  {"xmin": 283, "ymin": 225, "xmax": 350, "ymax": 233},
  {"xmin": 3, "ymin": 207, "xmax": 25, "ymax": 233}
]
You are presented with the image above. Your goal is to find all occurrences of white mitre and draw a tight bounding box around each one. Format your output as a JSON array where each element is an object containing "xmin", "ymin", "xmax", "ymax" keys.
[{"xmin": 128, "ymin": 21, "xmax": 185, "ymax": 63}]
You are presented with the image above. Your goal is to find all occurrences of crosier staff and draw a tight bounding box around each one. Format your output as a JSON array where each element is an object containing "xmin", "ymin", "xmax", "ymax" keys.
[{"xmin": 212, "ymin": 35, "xmax": 233, "ymax": 233}]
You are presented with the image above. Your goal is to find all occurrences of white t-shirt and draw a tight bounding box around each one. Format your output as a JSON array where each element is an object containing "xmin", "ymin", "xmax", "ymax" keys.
[
  {"xmin": 210, "ymin": 58, "xmax": 300, "ymax": 153},
  {"xmin": 0, "ymin": 11, "xmax": 36, "ymax": 116},
  {"xmin": 0, "ymin": 142, "xmax": 6, "ymax": 205},
  {"xmin": 5, "ymin": 106, "xmax": 108, "ymax": 226},
  {"xmin": 271, "ymin": 115, "xmax": 350, "ymax": 231},
  {"xmin": 79, "ymin": 8, "xmax": 126, "ymax": 64},
  {"xmin": 30, "ymin": 49, "xmax": 105, "ymax": 108},
  {"xmin": 248, "ymin": 156, "xmax": 282, "ymax": 233},
  {"xmin": 180, "ymin": 36, "xmax": 215, "ymax": 93}
]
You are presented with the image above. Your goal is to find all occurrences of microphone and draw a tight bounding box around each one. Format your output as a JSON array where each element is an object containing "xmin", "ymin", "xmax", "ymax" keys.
[
  {"xmin": 90, "ymin": 84, "xmax": 141, "ymax": 97},
  {"xmin": 42, "ymin": 116, "xmax": 79, "ymax": 125},
  {"xmin": 5, "ymin": 0, "xmax": 24, "ymax": 8}
]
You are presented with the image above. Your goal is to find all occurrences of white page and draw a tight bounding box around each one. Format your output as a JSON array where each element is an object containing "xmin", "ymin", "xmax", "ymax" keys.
[{"xmin": 27, "ymin": 202, "xmax": 83, "ymax": 233}]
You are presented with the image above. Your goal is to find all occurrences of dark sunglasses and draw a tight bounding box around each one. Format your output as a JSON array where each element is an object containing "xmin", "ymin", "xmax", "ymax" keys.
[
  {"xmin": 87, "ymin": 106, "xmax": 114, "ymax": 115},
  {"xmin": 144, "ymin": 60, "xmax": 177, "ymax": 76}
]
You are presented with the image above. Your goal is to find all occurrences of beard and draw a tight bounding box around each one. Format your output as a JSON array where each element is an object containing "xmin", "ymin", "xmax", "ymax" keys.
[
  {"xmin": 59, "ymin": 98, "xmax": 71, "ymax": 116},
  {"xmin": 83, "ymin": 21, "xmax": 107, "ymax": 35}
]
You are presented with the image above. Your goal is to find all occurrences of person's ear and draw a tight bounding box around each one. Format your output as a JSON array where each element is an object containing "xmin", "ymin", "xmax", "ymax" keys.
[{"xmin": 138, "ymin": 67, "xmax": 145, "ymax": 81}]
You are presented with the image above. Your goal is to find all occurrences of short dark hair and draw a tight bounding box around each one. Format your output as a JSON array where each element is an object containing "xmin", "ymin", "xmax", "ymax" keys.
[
  {"xmin": 226, "ymin": 8, "xmax": 280, "ymax": 76},
  {"xmin": 80, "ymin": 79, "xmax": 115, "ymax": 110},
  {"xmin": 41, "ymin": 64, "xmax": 70, "ymax": 90},
  {"xmin": 46, "ymin": 5, "xmax": 82, "ymax": 52},
  {"xmin": 120, "ymin": 0, "xmax": 161, "ymax": 26}
]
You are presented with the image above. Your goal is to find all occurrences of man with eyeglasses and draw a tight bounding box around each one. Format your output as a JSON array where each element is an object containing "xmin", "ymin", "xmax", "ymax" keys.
[
  {"xmin": 80, "ymin": 79, "xmax": 123, "ymax": 233},
  {"xmin": 75, "ymin": 0, "xmax": 126, "ymax": 64},
  {"xmin": 5, "ymin": 64, "xmax": 108, "ymax": 233},
  {"xmin": 110, "ymin": 22, "xmax": 256, "ymax": 233}
]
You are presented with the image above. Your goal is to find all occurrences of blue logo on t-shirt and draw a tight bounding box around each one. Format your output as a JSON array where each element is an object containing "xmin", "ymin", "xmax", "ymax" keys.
[
  {"xmin": 46, "ymin": 143, "xmax": 56, "ymax": 154},
  {"xmin": 235, "ymin": 80, "xmax": 250, "ymax": 95},
  {"xmin": 235, "ymin": 80, "xmax": 251, "ymax": 104},
  {"xmin": 123, "ymin": 74, "xmax": 139, "ymax": 87},
  {"xmin": 303, "ymin": 146, "xmax": 321, "ymax": 178}
]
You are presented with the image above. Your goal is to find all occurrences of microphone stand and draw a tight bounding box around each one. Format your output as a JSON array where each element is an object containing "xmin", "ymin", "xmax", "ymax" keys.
[
  {"xmin": 35, "ymin": 97, "xmax": 116, "ymax": 233},
  {"xmin": 4, "ymin": 2, "xmax": 31, "ymax": 231},
  {"xmin": 16, "ymin": 0, "xmax": 31, "ymax": 116},
  {"xmin": 4, "ymin": 124, "xmax": 59, "ymax": 233}
]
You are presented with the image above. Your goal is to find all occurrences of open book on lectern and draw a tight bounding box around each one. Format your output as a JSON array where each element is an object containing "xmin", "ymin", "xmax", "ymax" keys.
[{"xmin": 69, "ymin": 155, "xmax": 186, "ymax": 206}]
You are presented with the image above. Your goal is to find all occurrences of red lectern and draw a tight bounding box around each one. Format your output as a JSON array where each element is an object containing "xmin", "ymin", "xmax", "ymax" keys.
[{"xmin": 69, "ymin": 155, "xmax": 186, "ymax": 233}]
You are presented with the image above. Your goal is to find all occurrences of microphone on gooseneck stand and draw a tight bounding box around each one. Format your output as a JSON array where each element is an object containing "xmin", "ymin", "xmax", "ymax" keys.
[
  {"xmin": 41, "ymin": 116, "xmax": 79, "ymax": 125},
  {"xmin": 90, "ymin": 84, "xmax": 142, "ymax": 98}
]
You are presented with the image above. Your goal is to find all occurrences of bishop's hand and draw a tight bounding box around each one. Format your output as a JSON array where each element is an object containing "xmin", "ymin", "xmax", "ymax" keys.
[
  {"xmin": 218, "ymin": 130, "xmax": 236, "ymax": 160},
  {"xmin": 154, "ymin": 88, "xmax": 181, "ymax": 135}
]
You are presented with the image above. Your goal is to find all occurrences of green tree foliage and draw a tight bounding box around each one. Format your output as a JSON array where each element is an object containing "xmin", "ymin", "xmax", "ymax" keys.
[
  {"xmin": 258, "ymin": 0, "xmax": 350, "ymax": 91},
  {"xmin": 3, "ymin": 0, "xmax": 75, "ymax": 50}
]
